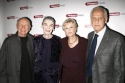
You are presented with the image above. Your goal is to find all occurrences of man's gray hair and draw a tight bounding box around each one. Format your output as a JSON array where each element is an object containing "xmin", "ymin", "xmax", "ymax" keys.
[{"xmin": 90, "ymin": 6, "xmax": 108, "ymax": 19}]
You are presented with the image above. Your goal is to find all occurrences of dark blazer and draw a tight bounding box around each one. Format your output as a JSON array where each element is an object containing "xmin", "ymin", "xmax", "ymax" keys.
[
  {"xmin": 0, "ymin": 33, "xmax": 35, "ymax": 83},
  {"xmin": 87, "ymin": 26, "xmax": 125, "ymax": 83}
]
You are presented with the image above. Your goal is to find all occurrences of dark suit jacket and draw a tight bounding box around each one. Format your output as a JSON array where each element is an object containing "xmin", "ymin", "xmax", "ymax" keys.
[
  {"xmin": 87, "ymin": 26, "xmax": 125, "ymax": 83},
  {"xmin": 0, "ymin": 33, "xmax": 35, "ymax": 83}
]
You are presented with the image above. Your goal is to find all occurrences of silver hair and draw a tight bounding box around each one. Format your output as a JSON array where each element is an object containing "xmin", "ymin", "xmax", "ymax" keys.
[{"xmin": 90, "ymin": 6, "xmax": 108, "ymax": 19}]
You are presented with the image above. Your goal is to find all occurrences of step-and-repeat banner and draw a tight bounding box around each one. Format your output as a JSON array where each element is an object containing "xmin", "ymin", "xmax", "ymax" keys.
[{"xmin": 0, "ymin": 0, "xmax": 125, "ymax": 47}]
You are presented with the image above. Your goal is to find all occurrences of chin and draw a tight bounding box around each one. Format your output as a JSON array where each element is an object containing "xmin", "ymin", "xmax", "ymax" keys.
[
  {"xmin": 67, "ymin": 35, "xmax": 73, "ymax": 38},
  {"xmin": 44, "ymin": 33, "xmax": 51, "ymax": 35}
]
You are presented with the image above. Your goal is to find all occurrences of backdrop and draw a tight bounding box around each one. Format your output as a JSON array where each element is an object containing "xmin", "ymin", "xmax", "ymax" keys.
[{"xmin": 0, "ymin": 0, "xmax": 125, "ymax": 47}]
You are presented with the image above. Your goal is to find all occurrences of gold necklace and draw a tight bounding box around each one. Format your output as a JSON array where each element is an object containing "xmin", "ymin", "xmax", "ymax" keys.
[{"xmin": 68, "ymin": 36, "xmax": 78, "ymax": 44}]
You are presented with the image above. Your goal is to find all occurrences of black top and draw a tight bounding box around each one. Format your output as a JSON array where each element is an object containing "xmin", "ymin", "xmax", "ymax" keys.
[
  {"xmin": 34, "ymin": 35, "xmax": 61, "ymax": 83},
  {"xmin": 42, "ymin": 38, "xmax": 51, "ymax": 68},
  {"xmin": 20, "ymin": 37, "xmax": 32, "ymax": 83}
]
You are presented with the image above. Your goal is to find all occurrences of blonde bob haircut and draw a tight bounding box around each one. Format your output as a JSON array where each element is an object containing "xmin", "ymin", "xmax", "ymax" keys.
[{"xmin": 62, "ymin": 18, "xmax": 78, "ymax": 30}]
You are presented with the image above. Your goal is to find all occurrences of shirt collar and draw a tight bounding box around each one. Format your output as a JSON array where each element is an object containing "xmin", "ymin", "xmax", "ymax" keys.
[{"xmin": 94, "ymin": 26, "xmax": 106, "ymax": 37}]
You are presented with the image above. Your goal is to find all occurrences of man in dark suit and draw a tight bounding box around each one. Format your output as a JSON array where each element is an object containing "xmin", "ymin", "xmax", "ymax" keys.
[
  {"xmin": 0, "ymin": 17, "xmax": 35, "ymax": 83},
  {"xmin": 86, "ymin": 6, "xmax": 125, "ymax": 83}
]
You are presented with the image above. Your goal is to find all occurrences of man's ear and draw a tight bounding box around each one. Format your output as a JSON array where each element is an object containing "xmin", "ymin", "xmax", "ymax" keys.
[{"xmin": 105, "ymin": 17, "xmax": 108, "ymax": 23}]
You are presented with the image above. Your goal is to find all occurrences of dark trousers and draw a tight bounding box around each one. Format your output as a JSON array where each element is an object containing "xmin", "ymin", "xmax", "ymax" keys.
[{"xmin": 87, "ymin": 75, "xmax": 92, "ymax": 83}]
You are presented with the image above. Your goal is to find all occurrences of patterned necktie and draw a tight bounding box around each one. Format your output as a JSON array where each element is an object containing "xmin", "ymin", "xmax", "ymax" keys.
[{"xmin": 86, "ymin": 34, "xmax": 98, "ymax": 77}]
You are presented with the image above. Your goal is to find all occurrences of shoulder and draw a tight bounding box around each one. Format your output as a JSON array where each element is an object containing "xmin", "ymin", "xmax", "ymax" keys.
[
  {"xmin": 107, "ymin": 28, "xmax": 124, "ymax": 39},
  {"xmin": 88, "ymin": 31, "xmax": 94, "ymax": 37},
  {"xmin": 51, "ymin": 35, "xmax": 61, "ymax": 45},
  {"xmin": 79, "ymin": 36, "xmax": 88, "ymax": 41},
  {"xmin": 34, "ymin": 35, "xmax": 43, "ymax": 41},
  {"xmin": 78, "ymin": 35, "xmax": 88, "ymax": 44},
  {"xmin": 1, "ymin": 34, "xmax": 16, "ymax": 46},
  {"xmin": 4, "ymin": 34, "xmax": 16, "ymax": 42},
  {"xmin": 27, "ymin": 33, "xmax": 34, "ymax": 38},
  {"xmin": 52, "ymin": 35, "xmax": 61, "ymax": 40},
  {"xmin": 27, "ymin": 34, "xmax": 34, "ymax": 42},
  {"xmin": 104, "ymin": 27, "xmax": 125, "ymax": 45},
  {"xmin": 61, "ymin": 37, "xmax": 67, "ymax": 42},
  {"xmin": 33, "ymin": 35, "xmax": 43, "ymax": 45}
]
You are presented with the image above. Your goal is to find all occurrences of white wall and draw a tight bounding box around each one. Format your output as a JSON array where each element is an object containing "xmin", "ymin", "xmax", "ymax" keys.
[
  {"xmin": 0, "ymin": 0, "xmax": 125, "ymax": 48},
  {"xmin": 0, "ymin": 0, "xmax": 4, "ymax": 47}
]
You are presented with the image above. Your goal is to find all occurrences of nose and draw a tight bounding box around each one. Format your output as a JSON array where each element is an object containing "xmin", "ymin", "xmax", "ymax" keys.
[
  {"xmin": 21, "ymin": 25, "xmax": 29, "ymax": 29},
  {"xmin": 46, "ymin": 25, "xmax": 51, "ymax": 29},
  {"xmin": 67, "ymin": 28, "xmax": 71, "ymax": 31},
  {"xmin": 95, "ymin": 19, "xmax": 99, "ymax": 23},
  {"xmin": 22, "ymin": 26, "xmax": 25, "ymax": 28},
  {"xmin": 21, "ymin": 26, "xmax": 27, "ymax": 29}
]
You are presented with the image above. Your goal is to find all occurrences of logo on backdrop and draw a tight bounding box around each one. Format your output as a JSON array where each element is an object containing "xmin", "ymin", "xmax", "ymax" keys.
[
  {"xmin": 7, "ymin": 0, "xmax": 15, "ymax": 2},
  {"xmin": 7, "ymin": 16, "xmax": 18, "ymax": 19},
  {"xmin": 55, "ymin": 24, "xmax": 61, "ymax": 28},
  {"xmin": 110, "ymin": 12, "xmax": 120, "ymax": 16},
  {"xmin": 33, "ymin": 34, "xmax": 42, "ymax": 37},
  {"xmin": 110, "ymin": 12, "xmax": 125, "ymax": 16},
  {"xmin": 66, "ymin": 13, "xmax": 84, "ymax": 17},
  {"xmin": 85, "ymin": 24, "xmax": 92, "ymax": 28},
  {"xmin": 34, "ymin": 15, "xmax": 43, "ymax": 18},
  {"xmin": 20, "ymin": 6, "xmax": 33, "ymax": 10},
  {"xmin": 85, "ymin": 1, "xmax": 105, "ymax": 6},
  {"xmin": 50, "ymin": 4, "xmax": 65, "ymax": 8}
]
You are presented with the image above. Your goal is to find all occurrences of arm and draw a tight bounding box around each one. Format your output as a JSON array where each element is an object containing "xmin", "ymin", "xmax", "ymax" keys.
[
  {"xmin": 0, "ymin": 39, "xmax": 8, "ymax": 83},
  {"xmin": 113, "ymin": 36, "xmax": 125, "ymax": 83}
]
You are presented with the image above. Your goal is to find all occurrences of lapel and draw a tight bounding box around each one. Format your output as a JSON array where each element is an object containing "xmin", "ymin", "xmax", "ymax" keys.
[
  {"xmin": 95, "ymin": 27, "xmax": 110, "ymax": 58},
  {"xmin": 86, "ymin": 32, "xmax": 94, "ymax": 60},
  {"xmin": 27, "ymin": 35, "xmax": 33, "ymax": 63}
]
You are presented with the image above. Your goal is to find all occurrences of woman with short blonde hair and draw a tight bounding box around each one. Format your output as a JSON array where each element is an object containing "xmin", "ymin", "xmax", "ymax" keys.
[{"xmin": 60, "ymin": 18, "xmax": 88, "ymax": 83}]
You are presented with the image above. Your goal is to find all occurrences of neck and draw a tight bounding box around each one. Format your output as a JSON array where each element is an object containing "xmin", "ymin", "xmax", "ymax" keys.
[
  {"xmin": 18, "ymin": 34, "xmax": 27, "ymax": 37},
  {"xmin": 68, "ymin": 35, "xmax": 77, "ymax": 44},
  {"xmin": 43, "ymin": 34, "xmax": 53, "ymax": 39}
]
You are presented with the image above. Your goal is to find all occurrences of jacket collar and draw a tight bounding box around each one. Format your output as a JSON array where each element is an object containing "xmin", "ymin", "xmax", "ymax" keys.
[{"xmin": 15, "ymin": 31, "xmax": 29, "ymax": 41}]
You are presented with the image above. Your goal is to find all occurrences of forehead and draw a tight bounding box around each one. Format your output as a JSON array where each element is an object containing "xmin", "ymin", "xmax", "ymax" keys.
[
  {"xmin": 17, "ymin": 18, "xmax": 30, "ymax": 24},
  {"xmin": 64, "ymin": 22, "xmax": 75, "ymax": 27},
  {"xmin": 92, "ymin": 9, "xmax": 104, "ymax": 16},
  {"xmin": 43, "ymin": 19, "xmax": 54, "ymax": 24}
]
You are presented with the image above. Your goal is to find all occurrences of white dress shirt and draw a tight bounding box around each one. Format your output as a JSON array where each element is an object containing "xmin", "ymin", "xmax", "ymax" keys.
[{"xmin": 94, "ymin": 26, "xmax": 106, "ymax": 56}]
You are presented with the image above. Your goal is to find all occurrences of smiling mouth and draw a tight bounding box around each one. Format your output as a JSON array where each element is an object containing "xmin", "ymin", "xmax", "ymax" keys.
[
  {"xmin": 46, "ymin": 30, "xmax": 50, "ymax": 32},
  {"xmin": 21, "ymin": 30, "xmax": 26, "ymax": 32}
]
